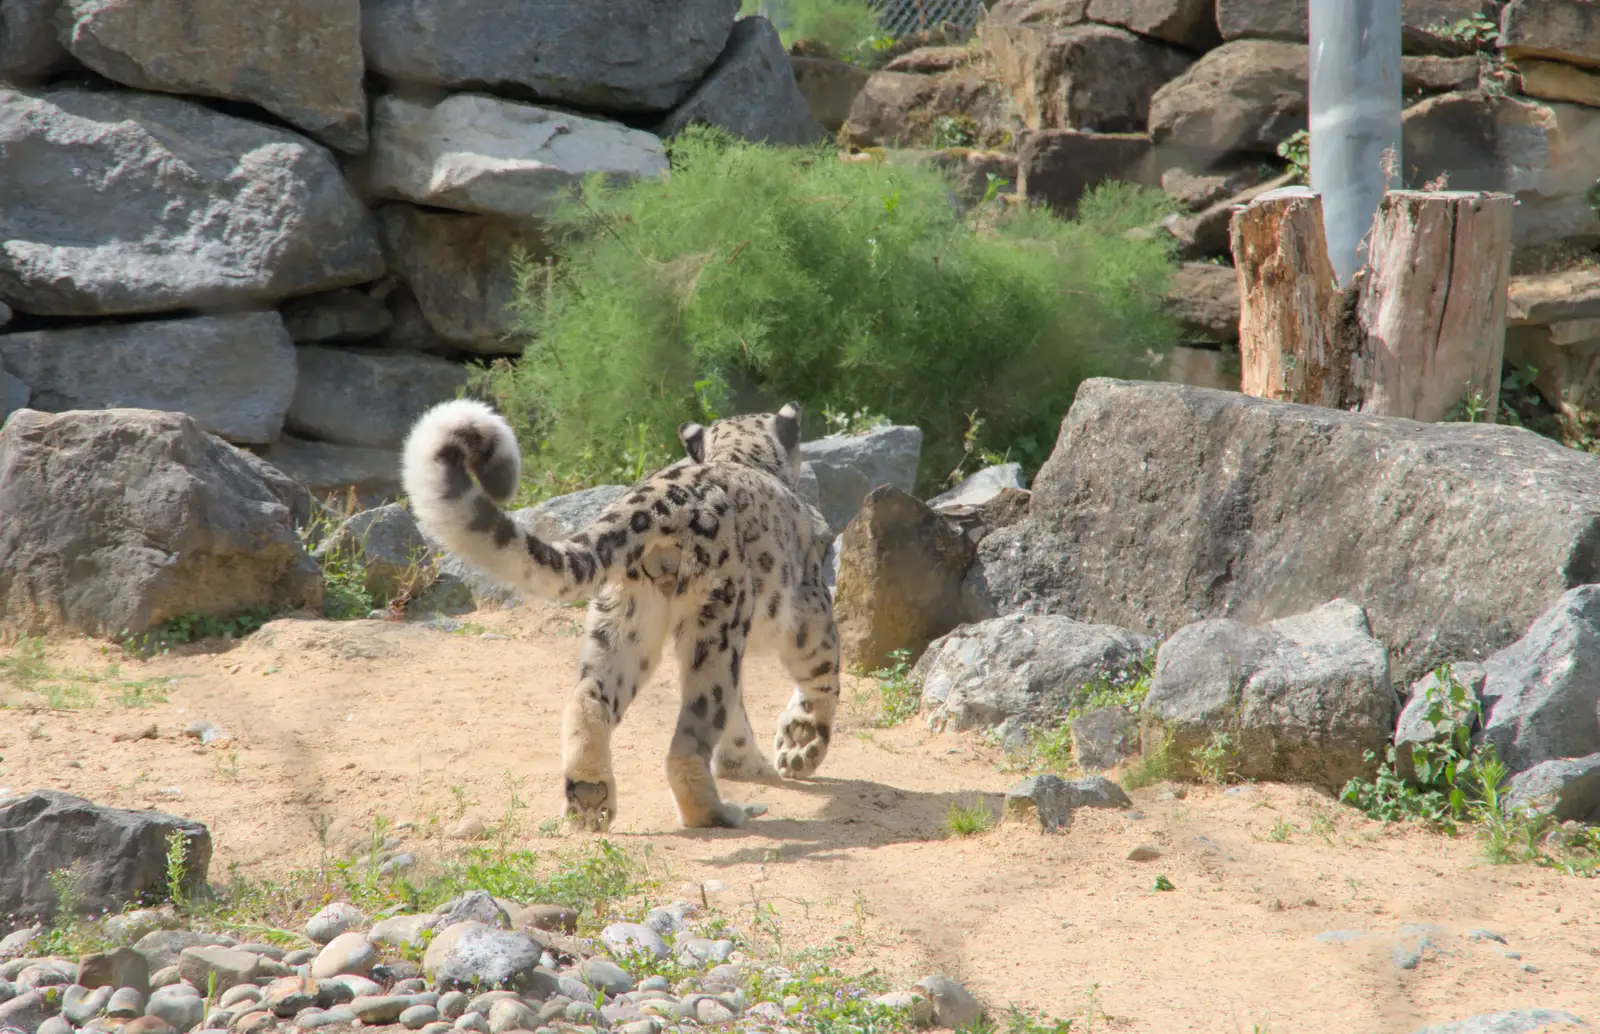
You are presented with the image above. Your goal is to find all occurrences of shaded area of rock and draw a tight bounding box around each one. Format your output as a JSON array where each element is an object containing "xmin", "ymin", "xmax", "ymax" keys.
[
  {"xmin": 1071, "ymin": 707, "xmax": 1139, "ymax": 771},
  {"xmin": 1478, "ymin": 586, "xmax": 1600, "ymax": 773},
  {"xmin": 1148, "ymin": 40, "xmax": 1306, "ymax": 156},
  {"xmin": 0, "ymin": 313, "xmax": 298, "ymax": 446},
  {"xmin": 0, "ymin": 791, "xmax": 210, "ymax": 925},
  {"xmin": 0, "ymin": 86, "xmax": 383, "ymax": 317},
  {"xmin": 0, "ymin": 409, "xmax": 321, "ymax": 637},
  {"xmin": 1144, "ymin": 599, "xmax": 1396, "ymax": 789},
  {"xmin": 254, "ymin": 436, "xmax": 403, "ymax": 508},
  {"xmin": 918, "ymin": 614, "xmax": 1153, "ymax": 732},
  {"xmin": 983, "ymin": 21, "xmax": 1193, "ymax": 133},
  {"xmin": 1163, "ymin": 261, "xmax": 1240, "ymax": 345},
  {"xmin": 1505, "ymin": 754, "xmax": 1600, "ymax": 823},
  {"xmin": 833, "ymin": 486, "xmax": 976, "ymax": 671},
  {"xmin": 1018, "ymin": 128, "xmax": 1153, "ymax": 216},
  {"xmin": 790, "ymin": 55, "xmax": 870, "ymax": 132},
  {"xmin": 800, "ymin": 425, "xmax": 923, "ymax": 496},
  {"xmin": 287, "ymin": 347, "xmax": 469, "ymax": 450},
  {"xmin": 657, "ymin": 16, "xmax": 824, "ymax": 145},
  {"xmin": 280, "ymin": 290, "xmax": 394, "ymax": 344}
]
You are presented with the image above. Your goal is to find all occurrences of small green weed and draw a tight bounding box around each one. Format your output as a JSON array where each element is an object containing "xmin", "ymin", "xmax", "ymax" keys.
[
  {"xmin": 1121, "ymin": 728, "xmax": 1176, "ymax": 790},
  {"xmin": 1009, "ymin": 651, "xmax": 1155, "ymax": 774},
  {"xmin": 1191, "ymin": 730, "xmax": 1237, "ymax": 785},
  {"xmin": 2, "ymin": 638, "xmax": 181, "ymax": 708},
  {"xmin": 1153, "ymin": 874, "xmax": 1175, "ymax": 892},
  {"xmin": 166, "ymin": 828, "xmax": 193, "ymax": 911},
  {"xmin": 1277, "ymin": 130, "xmax": 1309, "ymax": 184},
  {"xmin": 858, "ymin": 648, "xmax": 921, "ymax": 727},
  {"xmin": 1266, "ymin": 818, "xmax": 1292, "ymax": 843},
  {"xmin": 122, "ymin": 609, "xmax": 271, "ymax": 658},
  {"xmin": 943, "ymin": 798, "xmax": 993, "ymax": 838},
  {"xmin": 32, "ymin": 866, "xmax": 113, "ymax": 958}
]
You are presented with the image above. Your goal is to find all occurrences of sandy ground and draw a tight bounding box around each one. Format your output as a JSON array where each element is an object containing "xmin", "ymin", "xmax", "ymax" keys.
[{"xmin": 2, "ymin": 603, "xmax": 1596, "ymax": 1034}]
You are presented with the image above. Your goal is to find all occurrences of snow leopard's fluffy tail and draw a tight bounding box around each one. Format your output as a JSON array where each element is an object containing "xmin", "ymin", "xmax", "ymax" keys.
[{"xmin": 401, "ymin": 399, "xmax": 605, "ymax": 603}]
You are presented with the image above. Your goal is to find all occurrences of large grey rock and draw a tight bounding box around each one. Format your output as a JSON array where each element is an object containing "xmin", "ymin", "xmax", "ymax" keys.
[
  {"xmin": 1144, "ymin": 599, "xmax": 1397, "ymax": 789},
  {"xmin": 1477, "ymin": 586, "xmax": 1600, "ymax": 774},
  {"xmin": 1016, "ymin": 128, "xmax": 1155, "ymax": 217},
  {"xmin": 1147, "ymin": 40, "xmax": 1307, "ymax": 156},
  {"xmin": 917, "ymin": 613, "xmax": 1154, "ymax": 732},
  {"xmin": 0, "ymin": 0, "xmax": 73, "ymax": 78},
  {"xmin": 361, "ymin": 0, "xmax": 741, "ymax": 114},
  {"xmin": 1, "ymin": 363, "xmax": 30, "ymax": 425},
  {"xmin": 0, "ymin": 791, "xmax": 211, "ymax": 926},
  {"xmin": 420, "ymin": 922, "xmax": 552, "ymax": 997},
  {"xmin": 279, "ymin": 290, "xmax": 394, "ymax": 344},
  {"xmin": 59, "ymin": 0, "xmax": 367, "ymax": 153},
  {"xmin": 1403, "ymin": 91, "xmax": 1600, "ymax": 247},
  {"xmin": 927, "ymin": 463, "xmax": 1027, "ymax": 509},
  {"xmin": 365, "ymin": 93, "xmax": 669, "ymax": 220},
  {"xmin": 286, "ymin": 347, "xmax": 469, "ymax": 450},
  {"xmin": 796, "ymin": 460, "xmax": 871, "ymax": 537},
  {"xmin": 0, "ymin": 86, "xmax": 383, "ymax": 318},
  {"xmin": 800, "ymin": 425, "xmax": 923, "ymax": 496},
  {"xmin": 254, "ymin": 435, "xmax": 403, "ymax": 506},
  {"xmin": 656, "ymin": 15, "xmax": 825, "ymax": 146},
  {"xmin": 1504, "ymin": 754, "xmax": 1600, "ymax": 823},
  {"xmin": 1409, "ymin": 1010, "xmax": 1590, "ymax": 1034},
  {"xmin": 1085, "ymin": 0, "xmax": 1218, "ymax": 49},
  {"xmin": 0, "ymin": 313, "xmax": 298, "ymax": 446},
  {"xmin": 376, "ymin": 205, "xmax": 547, "ymax": 354},
  {"xmin": 0, "ymin": 408, "xmax": 321, "ymax": 637},
  {"xmin": 968, "ymin": 379, "xmax": 1600, "ymax": 686}
]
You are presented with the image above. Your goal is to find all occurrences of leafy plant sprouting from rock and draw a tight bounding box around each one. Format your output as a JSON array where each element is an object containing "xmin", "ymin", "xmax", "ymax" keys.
[
  {"xmin": 860, "ymin": 647, "xmax": 921, "ymax": 727},
  {"xmin": 485, "ymin": 124, "xmax": 1179, "ymax": 497}
]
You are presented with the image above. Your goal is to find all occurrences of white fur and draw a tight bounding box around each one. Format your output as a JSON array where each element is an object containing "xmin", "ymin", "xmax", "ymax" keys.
[{"xmin": 400, "ymin": 398, "xmax": 526, "ymax": 583}]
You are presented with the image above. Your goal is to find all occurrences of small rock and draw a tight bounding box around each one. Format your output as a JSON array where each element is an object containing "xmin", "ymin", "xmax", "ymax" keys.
[
  {"xmin": 65, "ymin": 984, "xmax": 114, "ymax": 1024},
  {"xmin": 400, "ymin": 1004, "xmax": 440, "ymax": 1030},
  {"xmin": 1393, "ymin": 943, "xmax": 1422, "ymax": 970},
  {"xmin": 38, "ymin": 1016, "xmax": 74, "ymax": 1034},
  {"xmin": 0, "ymin": 927, "xmax": 42, "ymax": 958},
  {"xmin": 310, "ymin": 932, "xmax": 376, "ymax": 979},
  {"xmin": 1070, "ymin": 707, "xmax": 1139, "ymax": 772},
  {"xmin": 434, "ymin": 891, "xmax": 510, "ymax": 930},
  {"xmin": 694, "ymin": 998, "xmax": 736, "ymax": 1025},
  {"xmin": 454, "ymin": 1010, "xmax": 489, "ymax": 1032},
  {"xmin": 368, "ymin": 915, "xmax": 437, "ymax": 952},
  {"xmin": 262, "ymin": 976, "xmax": 319, "ymax": 1017},
  {"xmin": 233, "ymin": 1009, "xmax": 275, "ymax": 1034},
  {"xmin": 1313, "ymin": 930, "xmax": 1367, "ymax": 943},
  {"xmin": 486, "ymin": 999, "xmax": 537, "ymax": 1034},
  {"xmin": 178, "ymin": 947, "xmax": 261, "ymax": 994},
  {"xmin": 1127, "ymin": 844, "xmax": 1162, "ymax": 861},
  {"xmin": 0, "ymin": 990, "xmax": 52, "ymax": 1033},
  {"xmin": 348, "ymin": 995, "xmax": 418, "ymax": 1025},
  {"xmin": 565, "ymin": 1001, "xmax": 603, "ymax": 1026},
  {"xmin": 1003, "ymin": 773, "xmax": 1133, "ymax": 832},
  {"xmin": 577, "ymin": 959, "xmax": 634, "ymax": 997},
  {"xmin": 446, "ymin": 818, "xmax": 486, "ymax": 841},
  {"xmin": 515, "ymin": 905, "xmax": 577, "ymax": 936},
  {"xmin": 122, "ymin": 1016, "xmax": 178, "ymax": 1034},
  {"xmin": 305, "ymin": 903, "xmax": 366, "ymax": 946},
  {"xmin": 147, "ymin": 991, "xmax": 206, "ymax": 1032},
  {"xmin": 601, "ymin": 924, "xmax": 669, "ymax": 961},
  {"xmin": 422, "ymin": 922, "xmax": 553, "ymax": 997},
  {"xmin": 378, "ymin": 852, "xmax": 417, "ymax": 876},
  {"xmin": 326, "ymin": 975, "xmax": 380, "ymax": 998},
  {"xmin": 1465, "ymin": 929, "xmax": 1507, "ymax": 945},
  {"xmin": 219, "ymin": 986, "xmax": 261, "ymax": 1010},
  {"xmin": 102, "ymin": 911, "xmax": 176, "ymax": 946},
  {"xmin": 912, "ymin": 976, "xmax": 982, "ymax": 1030},
  {"xmin": 109, "ymin": 987, "xmax": 149, "ymax": 1017},
  {"xmin": 436, "ymin": 991, "xmax": 469, "ymax": 1020}
]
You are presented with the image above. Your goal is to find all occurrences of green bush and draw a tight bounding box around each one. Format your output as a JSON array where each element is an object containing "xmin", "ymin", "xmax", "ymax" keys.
[
  {"xmin": 738, "ymin": 0, "xmax": 889, "ymax": 61},
  {"xmin": 482, "ymin": 126, "xmax": 1180, "ymax": 498}
]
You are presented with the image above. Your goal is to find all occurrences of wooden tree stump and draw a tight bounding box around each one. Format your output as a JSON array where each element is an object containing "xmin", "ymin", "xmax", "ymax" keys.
[
  {"xmin": 1229, "ymin": 186, "xmax": 1351, "ymax": 408},
  {"xmin": 1229, "ymin": 187, "xmax": 1515, "ymax": 423}
]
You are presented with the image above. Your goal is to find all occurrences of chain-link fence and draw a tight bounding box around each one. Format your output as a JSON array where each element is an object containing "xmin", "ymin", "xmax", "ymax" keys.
[{"xmin": 755, "ymin": 0, "xmax": 988, "ymax": 38}]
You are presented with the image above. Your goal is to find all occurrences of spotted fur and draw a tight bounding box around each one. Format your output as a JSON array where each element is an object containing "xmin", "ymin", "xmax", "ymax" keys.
[{"xmin": 401, "ymin": 399, "xmax": 842, "ymax": 832}]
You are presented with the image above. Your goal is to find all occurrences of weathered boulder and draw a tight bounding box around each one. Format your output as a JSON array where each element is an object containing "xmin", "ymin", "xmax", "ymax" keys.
[
  {"xmin": 927, "ymin": 463, "xmax": 1027, "ymax": 509},
  {"xmin": 1163, "ymin": 261, "xmax": 1241, "ymax": 345},
  {"xmin": 361, "ymin": 0, "xmax": 741, "ymax": 114},
  {"xmin": 834, "ymin": 486, "xmax": 976, "ymax": 671},
  {"xmin": 918, "ymin": 613, "xmax": 1154, "ymax": 731},
  {"xmin": 1500, "ymin": 0, "xmax": 1600, "ymax": 68},
  {"xmin": 1147, "ymin": 40, "xmax": 1307, "ymax": 157},
  {"xmin": 1159, "ymin": 162, "xmax": 1271, "ymax": 213},
  {"xmin": 983, "ymin": 22, "xmax": 1193, "ymax": 132},
  {"xmin": 1085, "ymin": 0, "xmax": 1219, "ymax": 49},
  {"xmin": 58, "ymin": 0, "xmax": 367, "ymax": 152},
  {"xmin": 0, "ymin": 791, "xmax": 211, "ymax": 925},
  {"xmin": 1516, "ymin": 60, "xmax": 1600, "ymax": 114},
  {"xmin": 1402, "ymin": 91, "xmax": 1600, "ymax": 247},
  {"xmin": 797, "ymin": 460, "xmax": 871, "ymax": 538},
  {"xmin": 968, "ymin": 379, "xmax": 1600, "ymax": 686},
  {"xmin": 1017, "ymin": 129, "xmax": 1154, "ymax": 216},
  {"xmin": 1504, "ymin": 754, "xmax": 1600, "ymax": 823},
  {"xmin": 1477, "ymin": 586, "xmax": 1600, "ymax": 774},
  {"xmin": 840, "ymin": 69, "xmax": 1018, "ymax": 149},
  {"xmin": 0, "ymin": 0, "xmax": 73, "ymax": 78},
  {"xmin": 0, "ymin": 408, "xmax": 322, "ymax": 637},
  {"xmin": 0, "ymin": 86, "xmax": 383, "ymax": 317},
  {"xmin": 420, "ymin": 921, "xmax": 553, "ymax": 996},
  {"xmin": 286, "ymin": 347, "xmax": 469, "ymax": 450},
  {"xmin": 800, "ymin": 425, "xmax": 923, "ymax": 496},
  {"xmin": 657, "ymin": 16, "xmax": 825, "ymax": 146},
  {"xmin": 279, "ymin": 289, "xmax": 395, "ymax": 344},
  {"xmin": 254, "ymin": 436, "xmax": 403, "ymax": 507},
  {"xmin": 0, "ymin": 313, "xmax": 298, "ymax": 446},
  {"xmin": 1144, "ymin": 600, "xmax": 1396, "ymax": 788},
  {"xmin": 790, "ymin": 55, "xmax": 870, "ymax": 133},
  {"xmin": 365, "ymin": 93, "xmax": 669, "ymax": 221},
  {"xmin": 377, "ymin": 205, "xmax": 548, "ymax": 354}
]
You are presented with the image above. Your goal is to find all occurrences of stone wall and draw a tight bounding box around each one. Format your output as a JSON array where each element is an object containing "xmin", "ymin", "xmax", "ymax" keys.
[{"xmin": 0, "ymin": 0, "xmax": 822, "ymax": 502}]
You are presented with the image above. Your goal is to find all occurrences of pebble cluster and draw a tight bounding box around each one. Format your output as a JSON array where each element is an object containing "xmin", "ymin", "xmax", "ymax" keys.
[{"xmin": 0, "ymin": 891, "xmax": 978, "ymax": 1034}]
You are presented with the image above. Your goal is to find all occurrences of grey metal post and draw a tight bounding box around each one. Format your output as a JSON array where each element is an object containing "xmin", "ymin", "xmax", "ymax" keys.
[{"xmin": 1308, "ymin": 0, "xmax": 1402, "ymax": 286}]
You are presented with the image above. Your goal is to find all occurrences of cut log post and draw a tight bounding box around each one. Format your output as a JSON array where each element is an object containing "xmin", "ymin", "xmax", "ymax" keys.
[
  {"xmin": 1228, "ymin": 186, "xmax": 1352, "ymax": 408},
  {"xmin": 1229, "ymin": 187, "xmax": 1515, "ymax": 423}
]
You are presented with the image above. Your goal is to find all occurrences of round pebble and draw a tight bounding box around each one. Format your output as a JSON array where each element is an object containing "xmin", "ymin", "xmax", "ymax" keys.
[
  {"xmin": 219, "ymin": 986, "xmax": 262, "ymax": 1010},
  {"xmin": 400, "ymin": 1004, "xmax": 440, "ymax": 1030},
  {"xmin": 37, "ymin": 1017, "xmax": 74, "ymax": 1034},
  {"xmin": 147, "ymin": 991, "xmax": 206, "ymax": 1032},
  {"xmin": 305, "ymin": 903, "xmax": 367, "ymax": 947},
  {"xmin": 436, "ymin": 991, "xmax": 469, "ymax": 1020},
  {"xmin": 310, "ymin": 932, "xmax": 376, "ymax": 979},
  {"xmin": 637, "ymin": 977, "xmax": 670, "ymax": 994},
  {"xmin": 108, "ymin": 987, "xmax": 148, "ymax": 1018},
  {"xmin": 453, "ymin": 1011, "xmax": 488, "ymax": 1033},
  {"xmin": 565, "ymin": 1001, "xmax": 603, "ymax": 1025},
  {"xmin": 602, "ymin": 923, "xmax": 669, "ymax": 961}
]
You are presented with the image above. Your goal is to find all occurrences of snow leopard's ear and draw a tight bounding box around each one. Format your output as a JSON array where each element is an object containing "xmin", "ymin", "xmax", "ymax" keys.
[
  {"xmin": 774, "ymin": 402, "xmax": 802, "ymax": 453},
  {"xmin": 678, "ymin": 420, "xmax": 707, "ymax": 463}
]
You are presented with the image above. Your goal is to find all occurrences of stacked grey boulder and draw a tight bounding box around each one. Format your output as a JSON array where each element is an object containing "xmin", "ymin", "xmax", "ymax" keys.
[{"xmin": 0, "ymin": 0, "xmax": 823, "ymax": 504}]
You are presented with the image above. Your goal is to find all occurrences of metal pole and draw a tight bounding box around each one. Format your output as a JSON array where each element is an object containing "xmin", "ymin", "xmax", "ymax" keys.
[{"xmin": 1308, "ymin": 0, "xmax": 1402, "ymax": 286}]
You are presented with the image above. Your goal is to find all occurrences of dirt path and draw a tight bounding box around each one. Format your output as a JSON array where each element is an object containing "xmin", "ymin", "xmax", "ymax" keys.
[{"xmin": 4, "ymin": 605, "xmax": 1596, "ymax": 1033}]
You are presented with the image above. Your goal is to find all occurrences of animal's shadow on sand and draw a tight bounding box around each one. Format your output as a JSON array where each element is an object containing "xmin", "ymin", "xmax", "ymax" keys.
[{"xmin": 659, "ymin": 775, "xmax": 1010, "ymax": 866}]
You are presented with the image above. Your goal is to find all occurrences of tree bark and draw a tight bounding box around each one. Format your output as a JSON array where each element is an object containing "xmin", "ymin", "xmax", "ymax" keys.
[
  {"xmin": 1229, "ymin": 187, "xmax": 1515, "ymax": 423},
  {"xmin": 1354, "ymin": 190, "xmax": 1515, "ymax": 423},
  {"xmin": 1228, "ymin": 186, "xmax": 1352, "ymax": 408}
]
